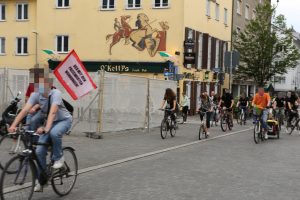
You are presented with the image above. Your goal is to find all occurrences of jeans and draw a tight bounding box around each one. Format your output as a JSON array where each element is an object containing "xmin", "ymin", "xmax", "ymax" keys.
[
  {"xmin": 253, "ymin": 109, "xmax": 268, "ymax": 130},
  {"xmin": 26, "ymin": 110, "xmax": 44, "ymax": 131},
  {"xmin": 182, "ymin": 106, "xmax": 189, "ymax": 122},
  {"xmin": 36, "ymin": 118, "xmax": 72, "ymax": 177}
]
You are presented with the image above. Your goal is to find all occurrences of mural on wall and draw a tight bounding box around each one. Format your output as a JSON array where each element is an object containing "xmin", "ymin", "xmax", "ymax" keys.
[{"xmin": 106, "ymin": 13, "xmax": 169, "ymax": 57}]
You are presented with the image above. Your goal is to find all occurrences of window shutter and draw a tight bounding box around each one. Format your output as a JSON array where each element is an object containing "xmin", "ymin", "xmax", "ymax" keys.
[
  {"xmin": 211, "ymin": 37, "xmax": 216, "ymax": 70},
  {"xmin": 202, "ymin": 33, "xmax": 209, "ymax": 69}
]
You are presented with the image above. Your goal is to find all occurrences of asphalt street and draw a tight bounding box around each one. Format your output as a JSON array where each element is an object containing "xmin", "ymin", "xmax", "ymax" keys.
[{"xmin": 26, "ymin": 120, "xmax": 300, "ymax": 200}]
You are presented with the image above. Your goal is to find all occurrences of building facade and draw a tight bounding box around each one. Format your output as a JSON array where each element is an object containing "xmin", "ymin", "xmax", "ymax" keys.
[
  {"xmin": 231, "ymin": 0, "xmax": 270, "ymax": 97},
  {"xmin": 273, "ymin": 31, "xmax": 300, "ymax": 94},
  {"xmin": 0, "ymin": 0, "xmax": 233, "ymax": 114}
]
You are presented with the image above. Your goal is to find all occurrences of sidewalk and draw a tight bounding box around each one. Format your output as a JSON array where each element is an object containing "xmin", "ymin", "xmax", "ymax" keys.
[{"xmin": 64, "ymin": 118, "xmax": 252, "ymax": 170}]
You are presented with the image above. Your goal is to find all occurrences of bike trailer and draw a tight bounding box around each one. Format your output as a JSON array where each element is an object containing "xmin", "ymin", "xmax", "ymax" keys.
[{"xmin": 267, "ymin": 119, "xmax": 279, "ymax": 135}]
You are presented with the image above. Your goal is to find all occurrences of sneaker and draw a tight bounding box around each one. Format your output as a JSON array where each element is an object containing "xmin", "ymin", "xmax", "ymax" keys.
[
  {"xmin": 206, "ymin": 132, "xmax": 210, "ymax": 137},
  {"xmin": 53, "ymin": 156, "xmax": 65, "ymax": 169},
  {"xmin": 34, "ymin": 181, "xmax": 47, "ymax": 192},
  {"xmin": 264, "ymin": 133, "xmax": 268, "ymax": 140}
]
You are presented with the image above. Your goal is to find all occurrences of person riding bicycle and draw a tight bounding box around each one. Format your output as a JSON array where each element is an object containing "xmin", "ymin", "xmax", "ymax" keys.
[
  {"xmin": 218, "ymin": 89, "xmax": 234, "ymax": 126},
  {"xmin": 273, "ymin": 93, "xmax": 285, "ymax": 125},
  {"xmin": 286, "ymin": 92, "xmax": 299, "ymax": 128},
  {"xmin": 161, "ymin": 88, "xmax": 177, "ymax": 127},
  {"xmin": 198, "ymin": 91, "xmax": 212, "ymax": 136},
  {"xmin": 237, "ymin": 92, "xmax": 249, "ymax": 123},
  {"xmin": 180, "ymin": 93, "xmax": 190, "ymax": 123},
  {"xmin": 252, "ymin": 87, "xmax": 271, "ymax": 139},
  {"xmin": 8, "ymin": 67, "xmax": 72, "ymax": 192}
]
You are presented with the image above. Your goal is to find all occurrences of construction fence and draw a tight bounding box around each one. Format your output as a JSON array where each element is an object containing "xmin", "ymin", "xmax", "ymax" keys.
[{"xmin": 0, "ymin": 68, "xmax": 177, "ymax": 134}]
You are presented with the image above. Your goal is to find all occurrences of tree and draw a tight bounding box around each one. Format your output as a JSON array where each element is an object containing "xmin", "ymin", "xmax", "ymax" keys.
[{"xmin": 233, "ymin": 2, "xmax": 300, "ymax": 87}]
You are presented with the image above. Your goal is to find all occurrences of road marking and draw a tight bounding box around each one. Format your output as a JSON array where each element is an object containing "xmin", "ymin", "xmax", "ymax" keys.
[
  {"xmin": 78, "ymin": 127, "xmax": 252, "ymax": 175},
  {"xmin": 2, "ymin": 127, "xmax": 252, "ymax": 194}
]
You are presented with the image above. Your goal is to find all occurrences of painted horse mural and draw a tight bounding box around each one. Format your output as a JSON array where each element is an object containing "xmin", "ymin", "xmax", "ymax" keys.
[{"xmin": 106, "ymin": 13, "xmax": 169, "ymax": 57}]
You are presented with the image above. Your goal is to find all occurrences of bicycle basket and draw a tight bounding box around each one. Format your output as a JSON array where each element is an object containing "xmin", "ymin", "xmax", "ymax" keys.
[{"xmin": 253, "ymin": 107, "xmax": 263, "ymax": 116}]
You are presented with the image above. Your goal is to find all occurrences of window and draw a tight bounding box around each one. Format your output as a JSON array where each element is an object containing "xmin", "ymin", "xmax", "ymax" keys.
[
  {"xmin": 237, "ymin": 0, "xmax": 241, "ymax": 15},
  {"xmin": 16, "ymin": 37, "xmax": 28, "ymax": 55},
  {"xmin": 252, "ymin": 9, "xmax": 256, "ymax": 19},
  {"xmin": 57, "ymin": 0, "xmax": 70, "ymax": 8},
  {"xmin": 215, "ymin": 39, "xmax": 219, "ymax": 68},
  {"xmin": 197, "ymin": 33, "xmax": 203, "ymax": 69},
  {"xmin": 215, "ymin": 3, "xmax": 220, "ymax": 20},
  {"xmin": 127, "ymin": 0, "xmax": 141, "ymax": 9},
  {"xmin": 245, "ymin": 4, "xmax": 250, "ymax": 19},
  {"xmin": 101, "ymin": 0, "xmax": 115, "ymax": 10},
  {"xmin": 206, "ymin": 0, "xmax": 210, "ymax": 17},
  {"xmin": 0, "ymin": 37, "xmax": 5, "ymax": 54},
  {"xmin": 0, "ymin": 4, "xmax": 5, "ymax": 21},
  {"xmin": 224, "ymin": 8, "xmax": 228, "ymax": 25},
  {"xmin": 274, "ymin": 76, "xmax": 286, "ymax": 84},
  {"xmin": 56, "ymin": 35, "xmax": 69, "ymax": 53},
  {"xmin": 16, "ymin": 3, "xmax": 28, "ymax": 20},
  {"xmin": 153, "ymin": 0, "xmax": 169, "ymax": 8},
  {"xmin": 236, "ymin": 26, "xmax": 241, "ymax": 34}
]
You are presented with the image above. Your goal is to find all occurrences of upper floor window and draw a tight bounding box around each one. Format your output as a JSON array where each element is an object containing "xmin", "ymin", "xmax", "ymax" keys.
[
  {"xmin": 57, "ymin": 0, "xmax": 70, "ymax": 8},
  {"xmin": 101, "ymin": 0, "xmax": 115, "ymax": 10},
  {"xmin": 215, "ymin": 3, "xmax": 220, "ymax": 20},
  {"xmin": 127, "ymin": 0, "xmax": 141, "ymax": 9},
  {"xmin": 245, "ymin": 4, "xmax": 250, "ymax": 19},
  {"xmin": 236, "ymin": 27, "xmax": 241, "ymax": 34},
  {"xmin": 153, "ymin": 0, "xmax": 169, "ymax": 8},
  {"xmin": 206, "ymin": 0, "xmax": 210, "ymax": 17},
  {"xmin": 224, "ymin": 8, "xmax": 228, "ymax": 25},
  {"xmin": 252, "ymin": 10, "xmax": 256, "ymax": 19},
  {"xmin": 16, "ymin": 3, "xmax": 28, "ymax": 20},
  {"xmin": 237, "ymin": 0, "xmax": 242, "ymax": 15},
  {"xmin": 0, "ymin": 37, "xmax": 5, "ymax": 54},
  {"xmin": 16, "ymin": 37, "xmax": 28, "ymax": 55},
  {"xmin": 0, "ymin": 4, "xmax": 5, "ymax": 21},
  {"xmin": 56, "ymin": 35, "xmax": 69, "ymax": 53}
]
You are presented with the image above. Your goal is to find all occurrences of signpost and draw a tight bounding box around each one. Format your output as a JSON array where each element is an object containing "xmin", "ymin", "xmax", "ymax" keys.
[{"xmin": 224, "ymin": 50, "xmax": 240, "ymax": 92}]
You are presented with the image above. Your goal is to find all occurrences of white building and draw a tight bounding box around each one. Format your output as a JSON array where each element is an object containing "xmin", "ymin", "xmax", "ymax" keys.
[{"xmin": 273, "ymin": 31, "xmax": 300, "ymax": 94}]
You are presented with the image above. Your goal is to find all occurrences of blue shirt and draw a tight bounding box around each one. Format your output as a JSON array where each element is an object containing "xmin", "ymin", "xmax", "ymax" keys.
[{"xmin": 28, "ymin": 89, "xmax": 72, "ymax": 122}]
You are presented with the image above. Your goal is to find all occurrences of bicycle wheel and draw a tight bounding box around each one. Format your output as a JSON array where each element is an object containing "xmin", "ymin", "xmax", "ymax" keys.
[
  {"xmin": 254, "ymin": 123, "xmax": 262, "ymax": 144},
  {"xmin": 228, "ymin": 118, "xmax": 233, "ymax": 131},
  {"xmin": 236, "ymin": 112, "xmax": 241, "ymax": 125},
  {"xmin": 51, "ymin": 147, "xmax": 78, "ymax": 196},
  {"xmin": 160, "ymin": 119, "xmax": 168, "ymax": 139},
  {"xmin": 286, "ymin": 118, "xmax": 297, "ymax": 135},
  {"xmin": 0, "ymin": 134, "xmax": 26, "ymax": 173},
  {"xmin": 198, "ymin": 125, "xmax": 205, "ymax": 140},
  {"xmin": 221, "ymin": 117, "xmax": 227, "ymax": 132},
  {"xmin": 170, "ymin": 120, "xmax": 176, "ymax": 137},
  {"xmin": 0, "ymin": 155, "xmax": 36, "ymax": 200}
]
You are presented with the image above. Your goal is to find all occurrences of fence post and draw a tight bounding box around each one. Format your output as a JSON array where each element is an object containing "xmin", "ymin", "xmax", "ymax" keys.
[
  {"xmin": 147, "ymin": 79, "xmax": 150, "ymax": 133},
  {"xmin": 96, "ymin": 70, "xmax": 105, "ymax": 138}
]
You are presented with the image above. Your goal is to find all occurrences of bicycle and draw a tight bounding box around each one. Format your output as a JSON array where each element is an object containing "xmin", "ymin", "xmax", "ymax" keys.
[
  {"xmin": 236, "ymin": 106, "xmax": 247, "ymax": 125},
  {"xmin": 286, "ymin": 110, "xmax": 300, "ymax": 135},
  {"xmin": 0, "ymin": 125, "xmax": 27, "ymax": 173},
  {"xmin": 0, "ymin": 128, "xmax": 78, "ymax": 200},
  {"xmin": 160, "ymin": 109, "xmax": 176, "ymax": 139},
  {"xmin": 198, "ymin": 110, "xmax": 208, "ymax": 140},
  {"xmin": 274, "ymin": 107, "xmax": 284, "ymax": 131},
  {"xmin": 253, "ymin": 107, "xmax": 267, "ymax": 144},
  {"xmin": 220, "ymin": 107, "xmax": 233, "ymax": 132}
]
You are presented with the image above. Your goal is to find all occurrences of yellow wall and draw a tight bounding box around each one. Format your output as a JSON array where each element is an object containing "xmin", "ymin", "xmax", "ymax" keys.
[{"xmin": 0, "ymin": 0, "xmax": 37, "ymax": 68}]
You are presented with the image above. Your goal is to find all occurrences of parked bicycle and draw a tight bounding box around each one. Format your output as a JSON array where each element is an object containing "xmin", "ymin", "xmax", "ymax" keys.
[
  {"xmin": 198, "ymin": 110, "xmax": 208, "ymax": 140},
  {"xmin": 160, "ymin": 109, "xmax": 176, "ymax": 139},
  {"xmin": 0, "ymin": 128, "xmax": 78, "ymax": 200},
  {"xmin": 220, "ymin": 108, "xmax": 233, "ymax": 132},
  {"xmin": 237, "ymin": 106, "xmax": 247, "ymax": 125},
  {"xmin": 286, "ymin": 110, "xmax": 300, "ymax": 135}
]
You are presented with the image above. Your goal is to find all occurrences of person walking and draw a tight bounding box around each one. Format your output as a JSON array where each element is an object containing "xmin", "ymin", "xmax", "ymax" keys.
[{"xmin": 181, "ymin": 93, "xmax": 190, "ymax": 123}]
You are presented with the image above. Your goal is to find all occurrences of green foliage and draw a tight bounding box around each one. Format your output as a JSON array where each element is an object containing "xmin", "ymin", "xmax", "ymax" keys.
[{"xmin": 233, "ymin": 2, "xmax": 300, "ymax": 87}]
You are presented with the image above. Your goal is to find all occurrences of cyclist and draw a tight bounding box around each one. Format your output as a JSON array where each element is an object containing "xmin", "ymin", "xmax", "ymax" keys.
[
  {"xmin": 218, "ymin": 89, "xmax": 234, "ymax": 126},
  {"xmin": 286, "ymin": 91, "xmax": 298, "ymax": 128},
  {"xmin": 252, "ymin": 87, "xmax": 271, "ymax": 139},
  {"xmin": 209, "ymin": 91, "xmax": 219, "ymax": 124},
  {"xmin": 273, "ymin": 93, "xmax": 285, "ymax": 125},
  {"xmin": 8, "ymin": 68, "xmax": 72, "ymax": 192},
  {"xmin": 198, "ymin": 91, "xmax": 212, "ymax": 136},
  {"xmin": 237, "ymin": 92, "xmax": 249, "ymax": 123},
  {"xmin": 180, "ymin": 92, "xmax": 189, "ymax": 123},
  {"xmin": 161, "ymin": 88, "xmax": 177, "ymax": 128}
]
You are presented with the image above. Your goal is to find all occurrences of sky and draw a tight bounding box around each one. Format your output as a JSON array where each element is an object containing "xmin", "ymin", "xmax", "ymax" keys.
[{"xmin": 272, "ymin": 0, "xmax": 300, "ymax": 32}]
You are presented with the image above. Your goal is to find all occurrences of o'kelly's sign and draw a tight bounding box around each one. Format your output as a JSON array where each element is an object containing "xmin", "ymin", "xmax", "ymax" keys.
[{"xmin": 49, "ymin": 60, "xmax": 168, "ymax": 73}]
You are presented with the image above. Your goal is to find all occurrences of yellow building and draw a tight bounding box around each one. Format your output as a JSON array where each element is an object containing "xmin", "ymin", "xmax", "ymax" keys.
[{"xmin": 0, "ymin": 0, "xmax": 232, "ymax": 114}]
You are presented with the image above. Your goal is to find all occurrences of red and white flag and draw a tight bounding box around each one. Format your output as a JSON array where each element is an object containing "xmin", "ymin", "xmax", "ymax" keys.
[{"xmin": 54, "ymin": 50, "xmax": 97, "ymax": 100}]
